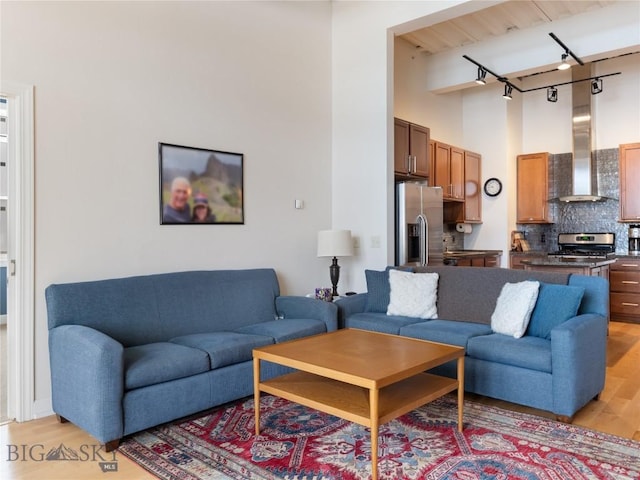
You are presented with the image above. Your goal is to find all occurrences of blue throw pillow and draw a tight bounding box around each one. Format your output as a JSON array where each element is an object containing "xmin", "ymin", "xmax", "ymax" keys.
[
  {"xmin": 365, "ymin": 266, "xmax": 412, "ymax": 313},
  {"xmin": 526, "ymin": 282, "xmax": 585, "ymax": 339}
]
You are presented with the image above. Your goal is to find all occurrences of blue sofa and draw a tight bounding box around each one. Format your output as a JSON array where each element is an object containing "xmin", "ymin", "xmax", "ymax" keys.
[
  {"xmin": 337, "ymin": 266, "xmax": 609, "ymax": 421},
  {"xmin": 46, "ymin": 268, "xmax": 337, "ymax": 451}
]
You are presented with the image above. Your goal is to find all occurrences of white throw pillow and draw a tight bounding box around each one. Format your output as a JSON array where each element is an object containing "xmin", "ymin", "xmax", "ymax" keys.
[
  {"xmin": 491, "ymin": 281, "xmax": 540, "ymax": 338},
  {"xmin": 387, "ymin": 269, "xmax": 439, "ymax": 319}
]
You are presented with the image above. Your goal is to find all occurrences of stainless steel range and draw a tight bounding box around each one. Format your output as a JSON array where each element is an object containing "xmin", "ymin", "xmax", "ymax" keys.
[{"xmin": 548, "ymin": 233, "xmax": 616, "ymax": 260}]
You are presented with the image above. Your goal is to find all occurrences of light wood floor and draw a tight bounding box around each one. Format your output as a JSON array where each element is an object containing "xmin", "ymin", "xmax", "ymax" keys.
[{"xmin": 1, "ymin": 321, "xmax": 638, "ymax": 480}]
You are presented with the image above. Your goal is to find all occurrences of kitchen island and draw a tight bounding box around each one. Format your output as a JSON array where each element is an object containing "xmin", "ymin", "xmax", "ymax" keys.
[{"xmin": 520, "ymin": 257, "xmax": 616, "ymax": 280}]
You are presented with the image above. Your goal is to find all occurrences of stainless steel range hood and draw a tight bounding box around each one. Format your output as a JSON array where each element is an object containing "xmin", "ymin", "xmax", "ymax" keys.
[{"xmin": 558, "ymin": 63, "xmax": 604, "ymax": 202}]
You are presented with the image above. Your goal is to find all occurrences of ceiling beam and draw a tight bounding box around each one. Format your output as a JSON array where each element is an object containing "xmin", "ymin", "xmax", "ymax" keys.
[{"xmin": 421, "ymin": 1, "xmax": 639, "ymax": 94}]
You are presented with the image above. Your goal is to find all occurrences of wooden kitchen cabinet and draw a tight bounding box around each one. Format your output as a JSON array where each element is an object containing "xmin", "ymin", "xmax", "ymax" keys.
[
  {"xmin": 453, "ymin": 254, "xmax": 501, "ymax": 267},
  {"xmin": 523, "ymin": 263, "xmax": 610, "ymax": 280},
  {"xmin": 433, "ymin": 141, "xmax": 464, "ymax": 200},
  {"xmin": 484, "ymin": 254, "xmax": 501, "ymax": 267},
  {"xmin": 464, "ymin": 150, "xmax": 482, "ymax": 223},
  {"xmin": 517, "ymin": 152, "xmax": 552, "ymax": 223},
  {"xmin": 610, "ymin": 257, "xmax": 640, "ymax": 323},
  {"xmin": 619, "ymin": 142, "xmax": 640, "ymax": 222},
  {"xmin": 510, "ymin": 252, "xmax": 546, "ymax": 270},
  {"xmin": 394, "ymin": 118, "xmax": 430, "ymax": 179}
]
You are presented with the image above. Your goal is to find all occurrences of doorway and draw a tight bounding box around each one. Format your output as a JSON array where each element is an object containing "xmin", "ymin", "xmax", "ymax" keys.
[
  {"xmin": 0, "ymin": 83, "xmax": 35, "ymax": 423},
  {"xmin": 0, "ymin": 96, "xmax": 8, "ymax": 423}
]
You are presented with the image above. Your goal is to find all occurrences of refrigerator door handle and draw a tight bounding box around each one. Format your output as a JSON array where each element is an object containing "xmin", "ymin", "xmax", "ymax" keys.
[{"xmin": 417, "ymin": 213, "xmax": 428, "ymax": 266}]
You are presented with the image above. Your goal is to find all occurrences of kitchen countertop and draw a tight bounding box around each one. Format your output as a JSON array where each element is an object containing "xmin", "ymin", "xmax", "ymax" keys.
[
  {"xmin": 509, "ymin": 250, "xmax": 547, "ymax": 256},
  {"xmin": 443, "ymin": 249, "xmax": 503, "ymax": 259},
  {"xmin": 519, "ymin": 258, "xmax": 617, "ymax": 268}
]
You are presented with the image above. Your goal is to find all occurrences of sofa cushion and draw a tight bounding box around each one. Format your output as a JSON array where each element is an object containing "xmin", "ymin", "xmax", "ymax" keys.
[
  {"xmin": 399, "ymin": 320, "xmax": 492, "ymax": 347},
  {"xmin": 170, "ymin": 332, "xmax": 274, "ymax": 369},
  {"xmin": 387, "ymin": 270, "xmax": 439, "ymax": 319},
  {"xmin": 233, "ymin": 318, "xmax": 326, "ymax": 343},
  {"xmin": 364, "ymin": 267, "xmax": 412, "ymax": 313},
  {"xmin": 412, "ymin": 266, "xmax": 570, "ymax": 325},
  {"xmin": 344, "ymin": 312, "xmax": 424, "ymax": 335},
  {"xmin": 491, "ymin": 281, "xmax": 540, "ymax": 338},
  {"xmin": 467, "ymin": 333, "xmax": 552, "ymax": 373},
  {"xmin": 124, "ymin": 342, "xmax": 210, "ymax": 390},
  {"xmin": 526, "ymin": 283, "xmax": 585, "ymax": 339}
]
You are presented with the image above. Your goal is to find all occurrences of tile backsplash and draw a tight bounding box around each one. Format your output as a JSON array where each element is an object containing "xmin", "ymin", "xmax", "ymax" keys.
[{"xmin": 517, "ymin": 148, "xmax": 630, "ymax": 254}]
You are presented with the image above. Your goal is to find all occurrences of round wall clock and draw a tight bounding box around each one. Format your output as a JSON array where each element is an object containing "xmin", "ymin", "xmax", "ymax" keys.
[{"xmin": 483, "ymin": 177, "xmax": 502, "ymax": 197}]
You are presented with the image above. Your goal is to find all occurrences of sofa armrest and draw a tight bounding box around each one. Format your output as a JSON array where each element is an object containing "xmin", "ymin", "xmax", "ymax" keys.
[
  {"xmin": 334, "ymin": 293, "xmax": 368, "ymax": 328},
  {"xmin": 276, "ymin": 296, "xmax": 338, "ymax": 332},
  {"xmin": 49, "ymin": 324, "xmax": 124, "ymax": 444},
  {"xmin": 550, "ymin": 313, "xmax": 608, "ymax": 417}
]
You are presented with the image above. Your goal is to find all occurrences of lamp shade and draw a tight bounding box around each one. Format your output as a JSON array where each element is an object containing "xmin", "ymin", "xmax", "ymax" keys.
[{"xmin": 317, "ymin": 229, "xmax": 353, "ymax": 257}]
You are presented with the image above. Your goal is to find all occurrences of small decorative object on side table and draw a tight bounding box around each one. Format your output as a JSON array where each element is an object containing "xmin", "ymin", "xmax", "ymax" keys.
[{"xmin": 314, "ymin": 287, "xmax": 333, "ymax": 302}]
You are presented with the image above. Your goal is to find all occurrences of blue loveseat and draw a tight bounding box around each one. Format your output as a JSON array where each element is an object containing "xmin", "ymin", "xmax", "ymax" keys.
[
  {"xmin": 336, "ymin": 266, "xmax": 609, "ymax": 421},
  {"xmin": 45, "ymin": 268, "xmax": 337, "ymax": 451}
]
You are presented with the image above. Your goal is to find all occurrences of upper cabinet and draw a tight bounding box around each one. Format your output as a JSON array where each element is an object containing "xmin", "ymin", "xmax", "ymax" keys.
[
  {"xmin": 463, "ymin": 150, "xmax": 482, "ymax": 223},
  {"xmin": 619, "ymin": 142, "xmax": 640, "ymax": 222},
  {"xmin": 394, "ymin": 118, "xmax": 430, "ymax": 179},
  {"xmin": 436, "ymin": 141, "xmax": 482, "ymax": 224},
  {"xmin": 432, "ymin": 141, "xmax": 464, "ymax": 201},
  {"xmin": 517, "ymin": 152, "xmax": 552, "ymax": 223}
]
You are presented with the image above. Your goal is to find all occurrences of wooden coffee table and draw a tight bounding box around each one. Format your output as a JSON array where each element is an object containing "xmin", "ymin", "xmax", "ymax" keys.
[{"xmin": 252, "ymin": 328, "xmax": 465, "ymax": 480}]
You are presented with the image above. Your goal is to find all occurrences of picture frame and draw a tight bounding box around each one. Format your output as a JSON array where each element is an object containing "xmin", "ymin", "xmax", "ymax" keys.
[{"xmin": 159, "ymin": 143, "xmax": 244, "ymax": 225}]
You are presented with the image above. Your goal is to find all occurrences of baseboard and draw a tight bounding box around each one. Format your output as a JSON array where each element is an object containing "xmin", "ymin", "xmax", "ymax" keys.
[{"xmin": 32, "ymin": 397, "xmax": 54, "ymax": 420}]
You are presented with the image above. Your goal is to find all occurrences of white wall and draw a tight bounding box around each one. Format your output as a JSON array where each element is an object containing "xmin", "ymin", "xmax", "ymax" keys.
[
  {"xmin": 394, "ymin": 37, "xmax": 463, "ymax": 145},
  {"xmin": 331, "ymin": 1, "xmax": 470, "ymax": 291},
  {"xmin": 2, "ymin": 0, "xmax": 332, "ymax": 415}
]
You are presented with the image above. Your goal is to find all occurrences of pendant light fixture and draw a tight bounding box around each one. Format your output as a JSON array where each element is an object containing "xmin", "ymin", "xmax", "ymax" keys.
[{"xmin": 547, "ymin": 86, "xmax": 558, "ymax": 102}]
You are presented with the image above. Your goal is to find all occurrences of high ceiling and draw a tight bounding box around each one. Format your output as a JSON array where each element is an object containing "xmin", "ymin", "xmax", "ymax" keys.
[
  {"xmin": 398, "ymin": 0, "xmax": 637, "ymax": 94},
  {"xmin": 400, "ymin": 0, "xmax": 617, "ymax": 56}
]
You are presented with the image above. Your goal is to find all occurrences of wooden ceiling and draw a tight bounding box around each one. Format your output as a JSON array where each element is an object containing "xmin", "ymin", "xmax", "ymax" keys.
[{"xmin": 399, "ymin": 1, "xmax": 617, "ymax": 56}]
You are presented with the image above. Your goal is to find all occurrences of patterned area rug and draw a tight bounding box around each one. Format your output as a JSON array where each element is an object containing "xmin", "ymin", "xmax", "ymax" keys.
[{"xmin": 119, "ymin": 394, "xmax": 640, "ymax": 479}]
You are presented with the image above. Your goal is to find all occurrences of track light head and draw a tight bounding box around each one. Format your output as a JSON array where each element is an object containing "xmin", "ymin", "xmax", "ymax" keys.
[
  {"xmin": 547, "ymin": 86, "xmax": 558, "ymax": 103},
  {"xmin": 591, "ymin": 78, "xmax": 603, "ymax": 94},
  {"xmin": 475, "ymin": 67, "xmax": 487, "ymax": 85},
  {"xmin": 502, "ymin": 84, "xmax": 513, "ymax": 100},
  {"xmin": 558, "ymin": 53, "xmax": 571, "ymax": 71}
]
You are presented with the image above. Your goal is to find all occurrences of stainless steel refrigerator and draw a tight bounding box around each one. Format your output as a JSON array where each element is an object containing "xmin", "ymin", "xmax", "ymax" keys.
[{"xmin": 395, "ymin": 182, "xmax": 444, "ymax": 267}]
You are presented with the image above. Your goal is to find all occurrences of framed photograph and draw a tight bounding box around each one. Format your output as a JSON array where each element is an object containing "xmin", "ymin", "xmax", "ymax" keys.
[{"xmin": 159, "ymin": 143, "xmax": 244, "ymax": 225}]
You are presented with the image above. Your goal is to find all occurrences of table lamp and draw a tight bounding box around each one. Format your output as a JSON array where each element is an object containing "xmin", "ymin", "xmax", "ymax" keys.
[{"xmin": 317, "ymin": 229, "xmax": 353, "ymax": 298}]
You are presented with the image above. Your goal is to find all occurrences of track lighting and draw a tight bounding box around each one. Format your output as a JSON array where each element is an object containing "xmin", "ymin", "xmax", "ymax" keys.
[
  {"xmin": 558, "ymin": 53, "xmax": 571, "ymax": 71},
  {"xmin": 591, "ymin": 78, "xmax": 603, "ymax": 94},
  {"xmin": 463, "ymin": 34, "xmax": 621, "ymax": 104},
  {"xmin": 502, "ymin": 84, "xmax": 513, "ymax": 100},
  {"xmin": 475, "ymin": 67, "xmax": 487, "ymax": 85}
]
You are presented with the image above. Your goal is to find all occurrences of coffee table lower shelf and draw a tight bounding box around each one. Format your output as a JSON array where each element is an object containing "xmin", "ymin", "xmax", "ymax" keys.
[{"xmin": 258, "ymin": 370, "xmax": 460, "ymax": 428}]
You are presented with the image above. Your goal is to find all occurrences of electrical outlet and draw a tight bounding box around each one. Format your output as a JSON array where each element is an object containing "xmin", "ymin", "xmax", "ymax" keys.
[{"xmin": 371, "ymin": 236, "xmax": 381, "ymax": 248}]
